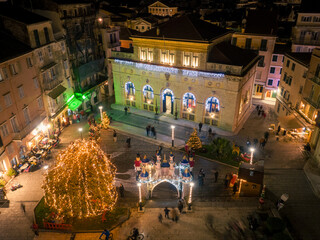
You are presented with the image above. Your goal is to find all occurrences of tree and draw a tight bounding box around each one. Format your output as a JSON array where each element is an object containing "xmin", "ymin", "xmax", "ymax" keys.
[
  {"xmin": 210, "ymin": 137, "xmax": 233, "ymax": 162},
  {"xmin": 89, "ymin": 124, "xmax": 101, "ymax": 142},
  {"xmin": 187, "ymin": 128, "xmax": 202, "ymax": 149},
  {"xmin": 43, "ymin": 139, "xmax": 117, "ymax": 219},
  {"xmin": 100, "ymin": 112, "xmax": 110, "ymax": 129}
]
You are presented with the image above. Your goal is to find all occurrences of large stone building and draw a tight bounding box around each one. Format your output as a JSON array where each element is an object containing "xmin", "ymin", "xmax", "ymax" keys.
[
  {"xmin": 0, "ymin": 33, "xmax": 46, "ymax": 173},
  {"xmin": 110, "ymin": 15, "xmax": 259, "ymax": 132},
  {"xmin": 232, "ymin": 10, "xmax": 277, "ymax": 100},
  {"xmin": 0, "ymin": 6, "xmax": 74, "ymax": 127},
  {"xmin": 148, "ymin": 1, "xmax": 178, "ymax": 17}
]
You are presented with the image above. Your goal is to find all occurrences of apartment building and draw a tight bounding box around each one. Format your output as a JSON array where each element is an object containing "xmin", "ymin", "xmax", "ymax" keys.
[
  {"xmin": 0, "ymin": 6, "xmax": 74, "ymax": 128},
  {"xmin": 232, "ymin": 10, "xmax": 277, "ymax": 100},
  {"xmin": 111, "ymin": 15, "xmax": 259, "ymax": 132},
  {"xmin": 0, "ymin": 34, "xmax": 45, "ymax": 173}
]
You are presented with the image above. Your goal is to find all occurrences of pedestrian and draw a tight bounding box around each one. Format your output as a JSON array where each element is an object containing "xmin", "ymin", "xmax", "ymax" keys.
[
  {"xmin": 214, "ymin": 170, "xmax": 219, "ymax": 182},
  {"xmin": 21, "ymin": 203, "xmax": 26, "ymax": 213},
  {"xmin": 208, "ymin": 127, "xmax": 212, "ymax": 137},
  {"xmin": 151, "ymin": 126, "xmax": 155, "ymax": 137},
  {"xmin": 264, "ymin": 131, "xmax": 269, "ymax": 143},
  {"xmin": 153, "ymin": 127, "xmax": 157, "ymax": 139},
  {"xmin": 253, "ymin": 138, "xmax": 258, "ymax": 147},
  {"xmin": 178, "ymin": 200, "xmax": 184, "ymax": 213},
  {"xmin": 198, "ymin": 122, "xmax": 203, "ymax": 132},
  {"xmin": 233, "ymin": 182, "xmax": 238, "ymax": 195},
  {"xmin": 185, "ymin": 143, "xmax": 189, "ymax": 153},
  {"xmin": 224, "ymin": 174, "xmax": 229, "ymax": 188},
  {"xmin": 261, "ymin": 138, "xmax": 266, "ymax": 149},
  {"xmin": 158, "ymin": 145, "xmax": 163, "ymax": 155},
  {"xmin": 99, "ymin": 229, "xmax": 110, "ymax": 240},
  {"xmin": 158, "ymin": 213, "xmax": 163, "ymax": 223},
  {"xmin": 126, "ymin": 137, "xmax": 131, "ymax": 148},
  {"xmin": 113, "ymin": 130, "xmax": 117, "ymax": 142},
  {"xmin": 198, "ymin": 168, "xmax": 205, "ymax": 186},
  {"xmin": 146, "ymin": 125, "xmax": 150, "ymax": 136},
  {"xmin": 258, "ymin": 109, "xmax": 261, "ymax": 116},
  {"xmin": 259, "ymin": 105, "xmax": 263, "ymax": 110},
  {"xmin": 277, "ymin": 124, "xmax": 281, "ymax": 134},
  {"xmin": 171, "ymin": 208, "xmax": 178, "ymax": 222},
  {"xmin": 164, "ymin": 207, "xmax": 170, "ymax": 219},
  {"xmin": 31, "ymin": 223, "xmax": 39, "ymax": 236},
  {"xmin": 124, "ymin": 106, "xmax": 128, "ymax": 115},
  {"xmin": 256, "ymin": 105, "xmax": 259, "ymax": 112},
  {"xmin": 261, "ymin": 110, "xmax": 265, "ymax": 118},
  {"xmin": 119, "ymin": 183, "xmax": 124, "ymax": 197},
  {"xmin": 259, "ymin": 138, "xmax": 265, "ymax": 148},
  {"xmin": 283, "ymin": 129, "xmax": 287, "ymax": 136}
]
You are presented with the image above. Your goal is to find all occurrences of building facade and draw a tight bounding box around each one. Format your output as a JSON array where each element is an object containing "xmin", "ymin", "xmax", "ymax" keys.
[
  {"xmin": 111, "ymin": 16, "xmax": 259, "ymax": 132},
  {"xmin": 0, "ymin": 34, "xmax": 46, "ymax": 174},
  {"xmin": 232, "ymin": 33, "xmax": 277, "ymax": 99},
  {"xmin": 148, "ymin": 1, "xmax": 178, "ymax": 17},
  {"xmin": 292, "ymin": 12, "xmax": 320, "ymax": 53}
]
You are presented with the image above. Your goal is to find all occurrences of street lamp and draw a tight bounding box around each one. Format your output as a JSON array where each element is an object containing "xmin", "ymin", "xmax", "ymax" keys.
[
  {"xmin": 46, "ymin": 124, "xmax": 51, "ymax": 138},
  {"xmin": 188, "ymin": 182, "xmax": 194, "ymax": 210},
  {"xmin": 137, "ymin": 182, "xmax": 142, "ymax": 210},
  {"xmin": 250, "ymin": 147, "xmax": 255, "ymax": 165},
  {"xmin": 78, "ymin": 128, "xmax": 83, "ymax": 139},
  {"xmin": 99, "ymin": 106, "xmax": 103, "ymax": 121},
  {"xmin": 171, "ymin": 125, "xmax": 175, "ymax": 147}
]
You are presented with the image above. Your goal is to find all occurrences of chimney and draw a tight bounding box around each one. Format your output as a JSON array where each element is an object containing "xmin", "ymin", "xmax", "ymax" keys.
[{"xmin": 156, "ymin": 27, "xmax": 160, "ymax": 36}]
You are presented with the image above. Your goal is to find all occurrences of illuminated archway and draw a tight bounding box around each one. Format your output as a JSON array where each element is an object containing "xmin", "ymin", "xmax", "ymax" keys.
[
  {"xmin": 142, "ymin": 85, "xmax": 154, "ymax": 104},
  {"xmin": 162, "ymin": 88, "xmax": 174, "ymax": 114}
]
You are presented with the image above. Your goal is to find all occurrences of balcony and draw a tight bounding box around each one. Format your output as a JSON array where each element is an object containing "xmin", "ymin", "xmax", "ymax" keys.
[
  {"xmin": 43, "ymin": 77, "xmax": 63, "ymax": 91},
  {"xmin": 107, "ymin": 42, "xmax": 121, "ymax": 48},
  {"xmin": 304, "ymin": 97, "xmax": 319, "ymax": 109},
  {"xmin": 293, "ymin": 39, "xmax": 320, "ymax": 46},
  {"xmin": 12, "ymin": 113, "xmax": 46, "ymax": 141}
]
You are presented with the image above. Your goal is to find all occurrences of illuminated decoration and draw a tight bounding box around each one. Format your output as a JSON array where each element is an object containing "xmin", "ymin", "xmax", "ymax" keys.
[
  {"xmin": 100, "ymin": 112, "xmax": 110, "ymax": 129},
  {"xmin": 135, "ymin": 152, "xmax": 193, "ymax": 200},
  {"xmin": 187, "ymin": 128, "xmax": 202, "ymax": 149},
  {"xmin": 182, "ymin": 92, "xmax": 196, "ymax": 112},
  {"xmin": 143, "ymin": 85, "xmax": 154, "ymax": 103},
  {"xmin": 210, "ymin": 113, "xmax": 215, "ymax": 118},
  {"xmin": 206, "ymin": 97, "xmax": 220, "ymax": 113},
  {"xmin": 89, "ymin": 125, "xmax": 101, "ymax": 142},
  {"xmin": 162, "ymin": 88, "xmax": 174, "ymax": 101},
  {"xmin": 42, "ymin": 139, "xmax": 118, "ymax": 219},
  {"xmin": 125, "ymin": 82, "xmax": 135, "ymax": 99},
  {"xmin": 114, "ymin": 59, "xmax": 225, "ymax": 78},
  {"xmin": 67, "ymin": 93, "xmax": 91, "ymax": 111}
]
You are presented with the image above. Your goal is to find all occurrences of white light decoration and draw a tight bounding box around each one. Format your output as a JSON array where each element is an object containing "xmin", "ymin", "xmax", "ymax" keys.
[
  {"xmin": 114, "ymin": 59, "xmax": 225, "ymax": 78},
  {"xmin": 162, "ymin": 88, "xmax": 174, "ymax": 101},
  {"xmin": 206, "ymin": 97, "xmax": 220, "ymax": 113}
]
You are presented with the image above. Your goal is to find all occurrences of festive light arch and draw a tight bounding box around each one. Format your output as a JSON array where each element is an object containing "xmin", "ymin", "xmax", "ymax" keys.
[
  {"xmin": 182, "ymin": 92, "xmax": 196, "ymax": 109},
  {"xmin": 125, "ymin": 82, "xmax": 135, "ymax": 96},
  {"xmin": 150, "ymin": 179, "xmax": 180, "ymax": 197},
  {"xmin": 162, "ymin": 88, "xmax": 174, "ymax": 101},
  {"xmin": 143, "ymin": 85, "xmax": 154, "ymax": 99}
]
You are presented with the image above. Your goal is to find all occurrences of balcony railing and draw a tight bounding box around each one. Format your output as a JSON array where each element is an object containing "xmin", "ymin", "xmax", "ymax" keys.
[
  {"xmin": 12, "ymin": 113, "xmax": 46, "ymax": 141},
  {"xmin": 43, "ymin": 77, "xmax": 63, "ymax": 91}
]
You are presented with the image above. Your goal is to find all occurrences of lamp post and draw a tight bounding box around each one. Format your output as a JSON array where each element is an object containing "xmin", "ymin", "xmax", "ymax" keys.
[
  {"xmin": 46, "ymin": 124, "xmax": 51, "ymax": 138},
  {"xmin": 78, "ymin": 128, "xmax": 83, "ymax": 139},
  {"xmin": 171, "ymin": 125, "xmax": 175, "ymax": 147},
  {"xmin": 99, "ymin": 106, "xmax": 103, "ymax": 121},
  {"xmin": 250, "ymin": 147, "xmax": 255, "ymax": 165},
  {"xmin": 137, "ymin": 182, "xmax": 142, "ymax": 210},
  {"xmin": 188, "ymin": 182, "xmax": 194, "ymax": 210}
]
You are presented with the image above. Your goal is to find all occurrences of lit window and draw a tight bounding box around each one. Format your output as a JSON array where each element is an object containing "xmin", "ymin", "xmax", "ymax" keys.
[
  {"xmin": 140, "ymin": 48, "xmax": 147, "ymax": 61},
  {"xmin": 147, "ymin": 49, "xmax": 153, "ymax": 62},
  {"xmin": 143, "ymin": 85, "xmax": 154, "ymax": 104},
  {"xmin": 169, "ymin": 52, "xmax": 175, "ymax": 65},
  {"xmin": 161, "ymin": 50, "xmax": 168, "ymax": 63},
  {"xmin": 192, "ymin": 55, "xmax": 199, "ymax": 68},
  {"xmin": 183, "ymin": 53, "xmax": 191, "ymax": 66},
  {"xmin": 205, "ymin": 97, "xmax": 220, "ymax": 114},
  {"xmin": 182, "ymin": 93, "xmax": 196, "ymax": 113},
  {"xmin": 125, "ymin": 82, "xmax": 135, "ymax": 100}
]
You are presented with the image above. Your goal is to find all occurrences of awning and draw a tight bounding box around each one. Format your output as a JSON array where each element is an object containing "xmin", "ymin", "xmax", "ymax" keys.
[
  {"xmin": 278, "ymin": 114, "xmax": 304, "ymax": 129},
  {"xmin": 48, "ymin": 85, "xmax": 66, "ymax": 99},
  {"xmin": 68, "ymin": 97, "xmax": 82, "ymax": 111}
]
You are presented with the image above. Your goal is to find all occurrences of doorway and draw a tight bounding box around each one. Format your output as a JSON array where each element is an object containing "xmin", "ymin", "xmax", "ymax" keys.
[{"xmin": 162, "ymin": 89, "xmax": 174, "ymax": 114}]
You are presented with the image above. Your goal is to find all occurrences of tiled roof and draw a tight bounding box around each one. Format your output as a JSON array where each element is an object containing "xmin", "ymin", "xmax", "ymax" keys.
[
  {"xmin": 245, "ymin": 9, "xmax": 277, "ymax": 35},
  {"xmin": 286, "ymin": 52, "xmax": 312, "ymax": 67},
  {"xmin": 273, "ymin": 43, "xmax": 291, "ymax": 55},
  {"xmin": 0, "ymin": 32, "xmax": 32, "ymax": 63},
  {"xmin": 208, "ymin": 41, "xmax": 258, "ymax": 67},
  {"xmin": 0, "ymin": 4, "xmax": 50, "ymax": 25},
  {"xmin": 135, "ymin": 15, "xmax": 232, "ymax": 42},
  {"xmin": 120, "ymin": 27, "xmax": 140, "ymax": 40}
]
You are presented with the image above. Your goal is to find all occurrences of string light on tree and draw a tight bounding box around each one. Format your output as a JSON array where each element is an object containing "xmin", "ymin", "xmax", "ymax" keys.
[
  {"xmin": 187, "ymin": 128, "xmax": 202, "ymax": 149},
  {"xmin": 100, "ymin": 112, "xmax": 110, "ymax": 130},
  {"xmin": 42, "ymin": 139, "xmax": 118, "ymax": 219}
]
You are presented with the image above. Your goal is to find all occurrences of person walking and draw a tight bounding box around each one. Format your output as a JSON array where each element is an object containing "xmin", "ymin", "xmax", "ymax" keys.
[
  {"xmin": 233, "ymin": 182, "xmax": 238, "ymax": 195},
  {"xmin": 158, "ymin": 213, "xmax": 163, "ymax": 223},
  {"xmin": 258, "ymin": 109, "xmax": 261, "ymax": 116},
  {"xmin": 119, "ymin": 183, "xmax": 124, "ymax": 197},
  {"xmin": 124, "ymin": 107, "xmax": 128, "ymax": 115},
  {"xmin": 277, "ymin": 124, "xmax": 281, "ymax": 134},
  {"xmin": 113, "ymin": 130, "xmax": 117, "ymax": 142},
  {"xmin": 158, "ymin": 145, "xmax": 163, "ymax": 155},
  {"xmin": 31, "ymin": 223, "xmax": 39, "ymax": 236},
  {"xmin": 178, "ymin": 200, "xmax": 184, "ymax": 214},
  {"xmin": 264, "ymin": 131, "xmax": 269, "ymax": 143},
  {"xmin": 208, "ymin": 127, "xmax": 212, "ymax": 137},
  {"xmin": 198, "ymin": 122, "xmax": 203, "ymax": 132},
  {"xmin": 224, "ymin": 174, "xmax": 229, "ymax": 188},
  {"xmin": 198, "ymin": 169, "xmax": 205, "ymax": 186},
  {"xmin": 151, "ymin": 126, "xmax": 155, "ymax": 137},
  {"xmin": 164, "ymin": 207, "xmax": 170, "ymax": 219},
  {"xmin": 214, "ymin": 170, "xmax": 219, "ymax": 183},
  {"xmin": 171, "ymin": 208, "xmax": 178, "ymax": 222},
  {"xmin": 153, "ymin": 127, "xmax": 157, "ymax": 139},
  {"xmin": 21, "ymin": 203, "xmax": 26, "ymax": 213},
  {"xmin": 146, "ymin": 125, "xmax": 150, "ymax": 136},
  {"xmin": 126, "ymin": 137, "xmax": 131, "ymax": 148}
]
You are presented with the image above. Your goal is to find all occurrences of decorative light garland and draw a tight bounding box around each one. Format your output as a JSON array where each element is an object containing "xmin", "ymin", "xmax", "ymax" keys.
[
  {"xmin": 42, "ymin": 139, "xmax": 118, "ymax": 219},
  {"xmin": 114, "ymin": 59, "xmax": 225, "ymax": 78}
]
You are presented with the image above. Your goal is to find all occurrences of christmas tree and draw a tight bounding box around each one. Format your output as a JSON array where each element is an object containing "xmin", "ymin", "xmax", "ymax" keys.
[
  {"xmin": 89, "ymin": 124, "xmax": 101, "ymax": 142},
  {"xmin": 100, "ymin": 112, "xmax": 110, "ymax": 129},
  {"xmin": 42, "ymin": 139, "xmax": 118, "ymax": 219},
  {"xmin": 187, "ymin": 128, "xmax": 202, "ymax": 149}
]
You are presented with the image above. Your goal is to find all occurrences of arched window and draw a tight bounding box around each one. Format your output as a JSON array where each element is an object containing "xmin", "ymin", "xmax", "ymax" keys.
[
  {"xmin": 125, "ymin": 82, "xmax": 135, "ymax": 99},
  {"xmin": 143, "ymin": 85, "xmax": 154, "ymax": 104},
  {"xmin": 205, "ymin": 97, "xmax": 220, "ymax": 113},
  {"xmin": 162, "ymin": 88, "xmax": 174, "ymax": 100},
  {"xmin": 182, "ymin": 93, "xmax": 196, "ymax": 112}
]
